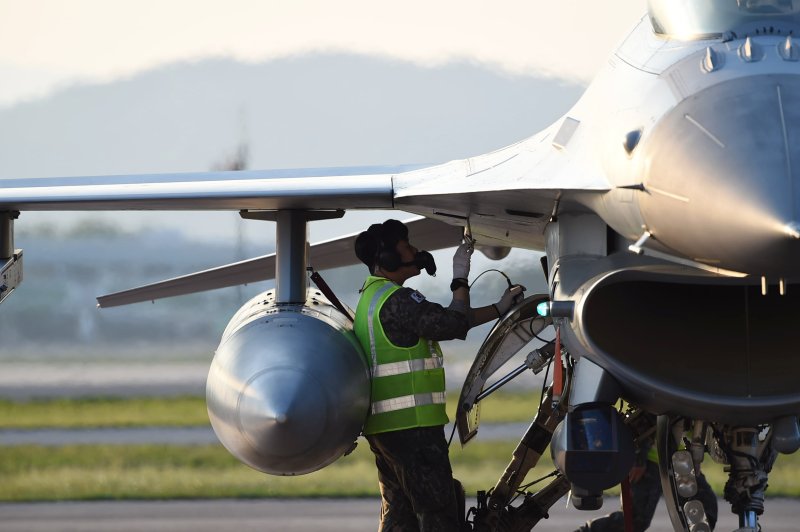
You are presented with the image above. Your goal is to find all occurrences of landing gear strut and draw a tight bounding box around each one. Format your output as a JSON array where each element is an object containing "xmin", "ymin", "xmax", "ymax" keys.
[
  {"xmin": 657, "ymin": 416, "xmax": 783, "ymax": 532},
  {"xmin": 719, "ymin": 426, "xmax": 776, "ymax": 531}
]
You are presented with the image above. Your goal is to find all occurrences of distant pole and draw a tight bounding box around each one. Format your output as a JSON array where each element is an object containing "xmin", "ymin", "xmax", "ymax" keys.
[{"xmin": 212, "ymin": 116, "xmax": 250, "ymax": 304}]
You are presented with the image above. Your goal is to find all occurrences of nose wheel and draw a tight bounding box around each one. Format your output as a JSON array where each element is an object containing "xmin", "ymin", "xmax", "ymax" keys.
[
  {"xmin": 657, "ymin": 416, "xmax": 716, "ymax": 532},
  {"xmin": 657, "ymin": 416, "xmax": 778, "ymax": 532}
]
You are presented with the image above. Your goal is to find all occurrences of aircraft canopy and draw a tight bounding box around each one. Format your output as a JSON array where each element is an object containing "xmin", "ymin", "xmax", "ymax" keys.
[{"xmin": 648, "ymin": 0, "xmax": 800, "ymax": 38}]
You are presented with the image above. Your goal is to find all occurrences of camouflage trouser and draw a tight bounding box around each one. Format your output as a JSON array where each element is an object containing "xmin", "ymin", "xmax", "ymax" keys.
[
  {"xmin": 575, "ymin": 461, "xmax": 718, "ymax": 532},
  {"xmin": 366, "ymin": 426, "xmax": 463, "ymax": 532}
]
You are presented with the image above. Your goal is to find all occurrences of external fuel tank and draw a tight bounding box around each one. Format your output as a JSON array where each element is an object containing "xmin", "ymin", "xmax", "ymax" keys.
[{"xmin": 206, "ymin": 288, "xmax": 370, "ymax": 475}]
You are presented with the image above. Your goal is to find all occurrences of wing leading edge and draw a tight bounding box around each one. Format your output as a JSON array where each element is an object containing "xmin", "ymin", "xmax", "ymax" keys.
[{"xmin": 0, "ymin": 167, "xmax": 408, "ymax": 211}]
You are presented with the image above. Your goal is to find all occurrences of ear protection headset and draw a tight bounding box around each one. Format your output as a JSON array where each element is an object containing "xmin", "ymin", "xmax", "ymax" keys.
[{"xmin": 375, "ymin": 233, "xmax": 402, "ymax": 272}]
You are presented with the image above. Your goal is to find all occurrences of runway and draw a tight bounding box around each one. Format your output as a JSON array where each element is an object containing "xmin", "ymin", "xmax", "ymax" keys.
[
  {"xmin": 1, "ymin": 362, "xmax": 798, "ymax": 530},
  {"xmin": 1, "ymin": 498, "xmax": 798, "ymax": 532},
  {"xmin": 0, "ymin": 422, "xmax": 527, "ymax": 445}
]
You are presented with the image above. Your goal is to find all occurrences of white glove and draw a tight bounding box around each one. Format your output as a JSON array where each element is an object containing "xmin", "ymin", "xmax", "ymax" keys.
[
  {"xmin": 452, "ymin": 242, "xmax": 473, "ymax": 280},
  {"xmin": 494, "ymin": 284, "xmax": 525, "ymax": 316}
]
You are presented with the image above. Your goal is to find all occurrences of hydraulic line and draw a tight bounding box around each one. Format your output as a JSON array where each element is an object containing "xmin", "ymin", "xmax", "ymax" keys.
[
  {"xmin": 621, "ymin": 477, "xmax": 634, "ymax": 532},
  {"xmin": 552, "ymin": 326, "xmax": 564, "ymax": 406}
]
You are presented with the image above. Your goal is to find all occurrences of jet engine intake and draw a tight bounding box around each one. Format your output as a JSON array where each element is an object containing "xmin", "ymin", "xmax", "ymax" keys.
[
  {"xmin": 577, "ymin": 270, "xmax": 800, "ymax": 425},
  {"xmin": 206, "ymin": 288, "xmax": 370, "ymax": 476}
]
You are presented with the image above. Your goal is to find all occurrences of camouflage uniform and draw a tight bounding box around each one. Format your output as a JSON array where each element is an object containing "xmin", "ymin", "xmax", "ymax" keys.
[
  {"xmin": 366, "ymin": 286, "xmax": 469, "ymax": 532},
  {"xmin": 378, "ymin": 286, "xmax": 469, "ymax": 347},
  {"xmin": 367, "ymin": 426, "xmax": 464, "ymax": 531},
  {"xmin": 574, "ymin": 455, "xmax": 718, "ymax": 532}
]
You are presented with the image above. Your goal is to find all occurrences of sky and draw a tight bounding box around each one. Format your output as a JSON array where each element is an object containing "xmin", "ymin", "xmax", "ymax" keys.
[{"xmin": 0, "ymin": 1, "xmax": 648, "ymax": 107}]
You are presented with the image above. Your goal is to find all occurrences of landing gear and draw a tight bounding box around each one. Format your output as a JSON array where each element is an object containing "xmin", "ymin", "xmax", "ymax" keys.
[
  {"xmin": 468, "ymin": 387, "xmax": 573, "ymax": 532},
  {"xmin": 457, "ymin": 295, "xmax": 574, "ymax": 531},
  {"xmin": 657, "ymin": 416, "xmax": 716, "ymax": 532},
  {"xmin": 0, "ymin": 211, "xmax": 22, "ymax": 306},
  {"xmin": 657, "ymin": 416, "xmax": 784, "ymax": 532},
  {"xmin": 717, "ymin": 426, "xmax": 776, "ymax": 532}
]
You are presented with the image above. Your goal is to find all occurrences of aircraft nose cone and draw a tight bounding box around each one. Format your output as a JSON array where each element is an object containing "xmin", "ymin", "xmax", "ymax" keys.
[
  {"xmin": 640, "ymin": 74, "xmax": 800, "ymax": 276},
  {"xmin": 237, "ymin": 368, "xmax": 327, "ymax": 458}
]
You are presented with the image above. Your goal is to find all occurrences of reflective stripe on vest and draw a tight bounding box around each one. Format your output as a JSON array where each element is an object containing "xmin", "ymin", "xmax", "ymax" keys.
[
  {"xmin": 371, "ymin": 391, "xmax": 446, "ymax": 415},
  {"xmin": 353, "ymin": 276, "xmax": 449, "ymax": 434},
  {"xmin": 366, "ymin": 283, "xmax": 395, "ymax": 371},
  {"xmin": 372, "ymin": 354, "xmax": 443, "ymax": 378}
]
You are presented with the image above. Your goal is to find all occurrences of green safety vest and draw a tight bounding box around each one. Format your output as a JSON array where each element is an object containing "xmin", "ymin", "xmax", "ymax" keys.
[
  {"xmin": 647, "ymin": 445, "xmax": 659, "ymax": 464},
  {"xmin": 354, "ymin": 276, "xmax": 449, "ymax": 435}
]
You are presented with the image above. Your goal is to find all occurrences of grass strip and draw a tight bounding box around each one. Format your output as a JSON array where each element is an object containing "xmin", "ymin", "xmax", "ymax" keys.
[
  {"xmin": 0, "ymin": 391, "xmax": 540, "ymax": 429},
  {"xmin": 0, "ymin": 441, "xmax": 514, "ymax": 501},
  {"xmin": 2, "ymin": 440, "xmax": 800, "ymax": 501},
  {"xmin": 0, "ymin": 397, "xmax": 209, "ymax": 428}
]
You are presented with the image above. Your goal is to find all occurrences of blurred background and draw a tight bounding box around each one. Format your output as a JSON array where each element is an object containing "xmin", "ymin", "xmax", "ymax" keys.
[{"xmin": 0, "ymin": 0, "xmax": 651, "ymax": 365}]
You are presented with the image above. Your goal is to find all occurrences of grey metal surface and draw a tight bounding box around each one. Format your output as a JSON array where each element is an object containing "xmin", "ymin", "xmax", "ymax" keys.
[
  {"xmin": 658, "ymin": 416, "xmax": 689, "ymax": 532},
  {"xmin": 96, "ymin": 216, "xmax": 462, "ymax": 308},
  {"xmin": 0, "ymin": 249, "xmax": 22, "ymax": 306},
  {"xmin": 773, "ymin": 416, "xmax": 800, "ymax": 454},
  {"xmin": 206, "ymin": 288, "xmax": 370, "ymax": 475},
  {"xmin": 0, "ymin": 170, "xmax": 396, "ymax": 211},
  {"xmin": 0, "ymin": 211, "xmax": 14, "ymax": 259},
  {"xmin": 568, "ymin": 357, "xmax": 622, "ymax": 407},
  {"xmin": 275, "ymin": 211, "xmax": 308, "ymax": 303},
  {"xmin": 639, "ymin": 74, "xmax": 800, "ymax": 278}
]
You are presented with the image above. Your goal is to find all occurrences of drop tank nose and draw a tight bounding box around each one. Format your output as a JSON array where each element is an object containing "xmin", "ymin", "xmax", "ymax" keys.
[
  {"xmin": 206, "ymin": 289, "xmax": 370, "ymax": 476},
  {"xmin": 640, "ymin": 74, "xmax": 800, "ymax": 276},
  {"xmin": 237, "ymin": 367, "xmax": 327, "ymax": 458}
]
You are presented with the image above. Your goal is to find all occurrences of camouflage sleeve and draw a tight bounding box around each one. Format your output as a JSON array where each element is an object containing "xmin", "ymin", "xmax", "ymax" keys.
[{"xmin": 379, "ymin": 287, "xmax": 469, "ymax": 347}]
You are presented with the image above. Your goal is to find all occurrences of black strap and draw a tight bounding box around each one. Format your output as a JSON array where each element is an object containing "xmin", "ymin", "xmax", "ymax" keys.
[{"xmin": 309, "ymin": 268, "xmax": 354, "ymax": 323}]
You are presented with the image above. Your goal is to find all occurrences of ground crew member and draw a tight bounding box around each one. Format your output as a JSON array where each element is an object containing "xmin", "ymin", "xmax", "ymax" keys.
[
  {"xmin": 574, "ymin": 443, "xmax": 718, "ymax": 532},
  {"xmin": 354, "ymin": 219, "xmax": 523, "ymax": 531}
]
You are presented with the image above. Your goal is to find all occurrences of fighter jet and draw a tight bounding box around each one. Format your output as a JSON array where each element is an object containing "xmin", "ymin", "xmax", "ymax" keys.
[{"xmin": 2, "ymin": 1, "xmax": 800, "ymax": 530}]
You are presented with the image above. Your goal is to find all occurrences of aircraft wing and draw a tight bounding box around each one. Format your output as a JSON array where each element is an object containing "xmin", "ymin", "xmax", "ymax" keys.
[
  {"xmin": 392, "ymin": 125, "xmax": 611, "ymax": 250},
  {"xmin": 0, "ymin": 166, "xmax": 413, "ymax": 211},
  {"xmin": 96, "ymin": 216, "xmax": 463, "ymax": 308},
  {"xmin": 1, "ymin": 122, "xmax": 611, "ymax": 227},
  {"xmin": 2, "ymin": 120, "xmax": 612, "ymax": 311}
]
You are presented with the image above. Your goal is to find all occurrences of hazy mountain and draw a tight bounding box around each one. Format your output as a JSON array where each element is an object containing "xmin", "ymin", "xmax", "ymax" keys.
[
  {"xmin": 0, "ymin": 54, "xmax": 582, "ymax": 177},
  {"xmin": 0, "ymin": 54, "xmax": 581, "ymax": 358}
]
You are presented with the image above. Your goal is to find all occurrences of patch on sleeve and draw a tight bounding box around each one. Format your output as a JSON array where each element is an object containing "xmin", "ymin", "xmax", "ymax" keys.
[{"xmin": 409, "ymin": 290, "xmax": 426, "ymax": 303}]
